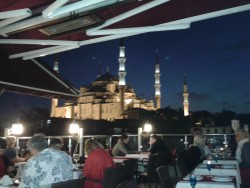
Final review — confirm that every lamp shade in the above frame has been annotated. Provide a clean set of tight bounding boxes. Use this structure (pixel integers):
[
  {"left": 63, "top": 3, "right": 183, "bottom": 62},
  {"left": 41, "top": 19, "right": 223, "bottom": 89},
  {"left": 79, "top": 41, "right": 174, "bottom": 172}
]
[
  {"left": 144, "top": 121, "right": 152, "bottom": 132},
  {"left": 11, "top": 123, "right": 23, "bottom": 135}
]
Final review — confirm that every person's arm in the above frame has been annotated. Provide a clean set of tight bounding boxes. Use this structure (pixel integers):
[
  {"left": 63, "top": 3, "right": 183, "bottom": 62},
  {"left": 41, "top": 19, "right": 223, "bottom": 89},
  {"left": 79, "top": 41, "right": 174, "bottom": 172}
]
[
  {"left": 18, "top": 160, "right": 34, "bottom": 188},
  {"left": 118, "top": 143, "right": 128, "bottom": 155}
]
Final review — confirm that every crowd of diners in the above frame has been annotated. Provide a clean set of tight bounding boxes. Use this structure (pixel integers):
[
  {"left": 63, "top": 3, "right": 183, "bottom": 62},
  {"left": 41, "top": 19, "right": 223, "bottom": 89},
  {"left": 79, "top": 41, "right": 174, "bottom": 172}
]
[{"left": 0, "top": 128, "right": 248, "bottom": 188}]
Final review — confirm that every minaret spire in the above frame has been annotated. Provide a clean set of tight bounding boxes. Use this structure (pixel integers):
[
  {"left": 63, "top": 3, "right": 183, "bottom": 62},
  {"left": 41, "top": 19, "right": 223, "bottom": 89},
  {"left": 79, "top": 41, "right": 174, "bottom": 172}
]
[
  {"left": 154, "top": 50, "right": 161, "bottom": 109},
  {"left": 53, "top": 53, "right": 59, "bottom": 73},
  {"left": 183, "top": 74, "right": 189, "bottom": 116},
  {"left": 118, "top": 39, "right": 127, "bottom": 117}
]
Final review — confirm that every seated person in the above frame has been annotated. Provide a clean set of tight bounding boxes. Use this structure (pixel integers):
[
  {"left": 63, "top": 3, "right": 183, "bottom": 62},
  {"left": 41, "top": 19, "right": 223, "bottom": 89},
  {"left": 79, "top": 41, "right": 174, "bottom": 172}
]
[
  {"left": 112, "top": 134, "right": 130, "bottom": 157},
  {"left": 18, "top": 136, "right": 74, "bottom": 188},
  {"left": 0, "top": 138, "right": 8, "bottom": 178},
  {"left": 149, "top": 134, "right": 172, "bottom": 165},
  {"left": 185, "top": 134, "right": 206, "bottom": 173},
  {"left": 50, "top": 137, "right": 63, "bottom": 150},
  {"left": 83, "top": 139, "right": 115, "bottom": 188},
  {"left": 235, "top": 128, "right": 250, "bottom": 186},
  {"left": 149, "top": 134, "right": 169, "bottom": 155},
  {"left": 4, "top": 136, "right": 27, "bottom": 164}
]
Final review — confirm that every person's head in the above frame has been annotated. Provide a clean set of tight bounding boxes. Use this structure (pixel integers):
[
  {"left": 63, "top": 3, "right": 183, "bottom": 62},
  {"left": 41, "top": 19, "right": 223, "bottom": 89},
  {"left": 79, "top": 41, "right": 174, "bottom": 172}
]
[
  {"left": 27, "top": 135, "right": 48, "bottom": 156},
  {"left": 84, "top": 139, "right": 102, "bottom": 157},
  {"left": 0, "top": 138, "right": 7, "bottom": 155},
  {"left": 50, "top": 137, "right": 63, "bottom": 150},
  {"left": 191, "top": 127, "right": 202, "bottom": 136},
  {"left": 149, "top": 134, "right": 160, "bottom": 145},
  {"left": 235, "top": 128, "right": 249, "bottom": 143},
  {"left": 120, "top": 134, "right": 129, "bottom": 144},
  {"left": 193, "top": 134, "right": 206, "bottom": 147},
  {"left": 5, "top": 136, "right": 16, "bottom": 147}
]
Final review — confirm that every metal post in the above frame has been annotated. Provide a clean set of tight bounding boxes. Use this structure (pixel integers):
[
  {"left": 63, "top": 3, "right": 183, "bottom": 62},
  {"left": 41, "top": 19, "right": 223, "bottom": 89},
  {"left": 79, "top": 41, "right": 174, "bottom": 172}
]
[
  {"left": 16, "top": 137, "right": 20, "bottom": 148},
  {"left": 79, "top": 128, "right": 84, "bottom": 156},
  {"left": 184, "top": 135, "right": 188, "bottom": 149},
  {"left": 223, "top": 134, "right": 228, "bottom": 146},
  {"left": 109, "top": 136, "right": 112, "bottom": 150},
  {"left": 68, "top": 137, "right": 72, "bottom": 154},
  {"left": 138, "top": 127, "right": 142, "bottom": 151}
]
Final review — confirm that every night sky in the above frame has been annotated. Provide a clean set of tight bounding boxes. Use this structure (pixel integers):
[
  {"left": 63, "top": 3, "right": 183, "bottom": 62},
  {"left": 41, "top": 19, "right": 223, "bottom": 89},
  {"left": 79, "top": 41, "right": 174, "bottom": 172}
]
[{"left": 1, "top": 10, "right": 250, "bottom": 121}]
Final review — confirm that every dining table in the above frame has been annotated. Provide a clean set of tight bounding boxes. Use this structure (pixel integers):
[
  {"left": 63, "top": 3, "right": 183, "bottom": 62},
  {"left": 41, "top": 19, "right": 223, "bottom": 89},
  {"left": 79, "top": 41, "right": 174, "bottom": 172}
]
[
  {"left": 203, "top": 157, "right": 241, "bottom": 183},
  {"left": 176, "top": 175, "right": 236, "bottom": 188},
  {"left": 192, "top": 164, "right": 240, "bottom": 188}
]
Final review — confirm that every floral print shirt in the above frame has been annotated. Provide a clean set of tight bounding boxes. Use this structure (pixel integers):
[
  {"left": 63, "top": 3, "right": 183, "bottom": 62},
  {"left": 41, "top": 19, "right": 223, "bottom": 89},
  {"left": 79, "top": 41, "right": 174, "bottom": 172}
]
[{"left": 18, "top": 148, "right": 73, "bottom": 188}]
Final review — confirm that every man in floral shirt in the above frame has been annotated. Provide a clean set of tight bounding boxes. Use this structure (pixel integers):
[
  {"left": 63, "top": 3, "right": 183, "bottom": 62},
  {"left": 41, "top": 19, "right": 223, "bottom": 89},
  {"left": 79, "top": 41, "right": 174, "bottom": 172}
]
[{"left": 18, "top": 135, "right": 73, "bottom": 188}]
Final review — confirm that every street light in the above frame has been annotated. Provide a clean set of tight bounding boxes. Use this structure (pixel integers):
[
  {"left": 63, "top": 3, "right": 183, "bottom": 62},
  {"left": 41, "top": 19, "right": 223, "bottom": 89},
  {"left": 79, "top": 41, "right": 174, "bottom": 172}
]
[
  {"left": 11, "top": 123, "right": 23, "bottom": 135},
  {"left": 69, "top": 122, "right": 79, "bottom": 134}
]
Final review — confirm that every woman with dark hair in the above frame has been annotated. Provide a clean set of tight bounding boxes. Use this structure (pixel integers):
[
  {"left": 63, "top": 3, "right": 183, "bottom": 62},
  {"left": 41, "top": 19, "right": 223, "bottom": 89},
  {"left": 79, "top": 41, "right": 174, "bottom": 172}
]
[
  {"left": 112, "top": 134, "right": 130, "bottom": 157},
  {"left": 84, "top": 139, "right": 114, "bottom": 188},
  {"left": 149, "top": 134, "right": 169, "bottom": 155}
]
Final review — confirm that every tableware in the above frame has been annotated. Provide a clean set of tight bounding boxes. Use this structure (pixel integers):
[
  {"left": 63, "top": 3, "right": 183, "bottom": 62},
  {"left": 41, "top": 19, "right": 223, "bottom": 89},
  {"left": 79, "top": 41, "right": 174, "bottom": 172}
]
[
  {"left": 189, "top": 175, "right": 196, "bottom": 188},
  {"left": 214, "top": 155, "right": 219, "bottom": 163},
  {"left": 0, "top": 175, "right": 13, "bottom": 187},
  {"left": 221, "top": 164, "right": 234, "bottom": 169},
  {"left": 212, "top": 176, "right": 232, "bottom": 182},
  {"left": 206, "top": 161, "right": 212, "bottom": 177},
  {"left": 184, "top": 175, "right": 203, "bottom": 181},
  {"left": 198, "top": 164, "right": 207, "bottom": 168}
]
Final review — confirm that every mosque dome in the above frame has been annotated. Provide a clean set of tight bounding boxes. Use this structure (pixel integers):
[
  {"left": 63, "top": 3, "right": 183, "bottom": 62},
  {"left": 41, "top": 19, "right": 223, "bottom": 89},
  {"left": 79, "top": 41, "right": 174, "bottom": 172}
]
[{"left": 95, "top": 72, "right": 118, "bottom": 82}]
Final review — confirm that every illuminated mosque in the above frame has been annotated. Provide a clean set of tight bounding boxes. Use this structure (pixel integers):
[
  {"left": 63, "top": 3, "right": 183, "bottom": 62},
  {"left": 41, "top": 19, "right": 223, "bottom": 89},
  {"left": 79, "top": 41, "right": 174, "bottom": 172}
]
[{"left": 50, "top": 40, "right": 189, "bottom": 121}]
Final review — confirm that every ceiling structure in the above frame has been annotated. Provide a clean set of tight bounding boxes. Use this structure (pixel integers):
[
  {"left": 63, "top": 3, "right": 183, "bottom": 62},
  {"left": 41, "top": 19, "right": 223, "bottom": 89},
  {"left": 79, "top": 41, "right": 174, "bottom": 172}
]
[{"left": 0, "top": 0, "right": 250, "bottom": 99}]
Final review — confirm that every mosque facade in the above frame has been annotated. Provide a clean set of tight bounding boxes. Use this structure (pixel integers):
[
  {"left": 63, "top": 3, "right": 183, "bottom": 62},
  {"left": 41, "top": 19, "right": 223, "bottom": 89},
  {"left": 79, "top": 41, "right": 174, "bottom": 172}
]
[
  {"left": 51, "top": 40, "right": 159, "bottom": 121},
  {"left": 50, "top": 40, "right": 190, "bottom": 120}
]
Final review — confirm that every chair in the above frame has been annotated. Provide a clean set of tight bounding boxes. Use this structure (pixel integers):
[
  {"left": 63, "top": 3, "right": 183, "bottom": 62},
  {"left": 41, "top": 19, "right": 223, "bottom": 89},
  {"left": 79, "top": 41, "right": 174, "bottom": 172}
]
[
  {"left": 176, "top": 151, "right": 188, "bottom": 179},
  {"left": 122, "top": 158, "right": 138, "bottom": 181},
  {"left": 139, "top": 154, "right": 158, "bottom": 188},
  {"left": 102, "top": 165, "right": 124, "bottom": 188},
  {"left": 156, "top": 166, "right": 174, "bottom": 188},
  {"left": 51, "top": 177, "right": 85, "bottom": 188},
  {"left": 116, "top": 179, "right": 138, "bottom": 188}
]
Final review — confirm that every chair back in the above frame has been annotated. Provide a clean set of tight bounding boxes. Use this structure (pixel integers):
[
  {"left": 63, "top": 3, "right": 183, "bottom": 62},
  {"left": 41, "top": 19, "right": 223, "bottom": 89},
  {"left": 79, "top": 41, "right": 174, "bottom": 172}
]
[
  {"left": 122, "top": 158, "right": 138, "bottom": 181},
  {"left": 176, "top": 151, "right": 188, "bottom": 178},
  {"left": 116, "top": 179, "right": 138, "bottom": 188},
  {"left": 51, "top": 177, "right": 85, "bottom": 188},
  {"left": 103, "top": 165, "right": 123, "bottom": 188},
  {"left": 156, "top": 166, "right": 173, "bottom": 188},
  {"left": 146, "top": 154, "right": 158, "bottom": 179}
]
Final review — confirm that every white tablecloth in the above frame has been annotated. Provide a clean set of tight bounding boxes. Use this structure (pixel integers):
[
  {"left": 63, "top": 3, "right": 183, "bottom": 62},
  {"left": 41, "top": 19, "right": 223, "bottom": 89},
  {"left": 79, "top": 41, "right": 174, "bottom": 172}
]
[
  {"left": 125, "top": 153, "right": 150, "bottom": 160},
  {"left": 113, "top": 157, "right": 130, "bottom": 163},
  {"left": 176, "top": 181, "right": 235, "bottom": 188},
  {"left": 193, "top": 165, "right": 240, "bottom": 188},
  {"left": 203, "top": 159, "right": 240, "bottom": 183}
]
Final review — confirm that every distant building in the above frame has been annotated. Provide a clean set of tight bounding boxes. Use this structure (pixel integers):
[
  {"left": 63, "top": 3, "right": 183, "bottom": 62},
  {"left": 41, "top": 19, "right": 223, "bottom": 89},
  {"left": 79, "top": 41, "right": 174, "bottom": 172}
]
[{"left": 51, "top": 40, "right": 160, "bottom": 121}]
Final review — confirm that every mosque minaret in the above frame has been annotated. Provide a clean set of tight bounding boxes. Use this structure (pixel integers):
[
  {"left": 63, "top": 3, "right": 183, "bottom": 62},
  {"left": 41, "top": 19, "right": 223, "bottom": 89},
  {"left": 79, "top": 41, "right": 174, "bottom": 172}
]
[
  {"left": 183, "top": 74, "right": 189, "bottom": 116},
  {"left": 154, "top": 51, "right": 161, "bottom": 109},
  {"left": 118, "top": 39, "right": 127, "bottom": 115}
]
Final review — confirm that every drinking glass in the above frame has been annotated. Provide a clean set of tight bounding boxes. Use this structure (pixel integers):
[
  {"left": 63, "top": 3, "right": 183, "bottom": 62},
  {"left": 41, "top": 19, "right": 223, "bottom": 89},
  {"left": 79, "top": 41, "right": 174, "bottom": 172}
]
[
  {"left": 207, "top": 161, "right": 212, "bottom": 177},
  {"left": 189, "top": 175, "right": 196, "bottom": 188}
]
